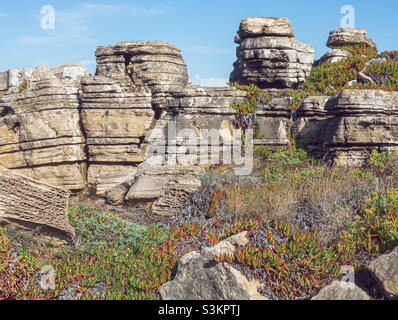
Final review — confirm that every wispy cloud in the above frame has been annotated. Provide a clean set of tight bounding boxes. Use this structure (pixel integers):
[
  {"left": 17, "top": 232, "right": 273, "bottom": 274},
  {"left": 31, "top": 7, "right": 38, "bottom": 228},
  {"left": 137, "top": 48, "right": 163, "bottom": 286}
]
[
  {"left": 182, "top": 46, "right": 234, "bottom": 55},
  {"left": 16, "top": 3, "right": 173, "bottom": 46},
  {"left": 193, "top": 75, "right": 229, "bottom": 87}
]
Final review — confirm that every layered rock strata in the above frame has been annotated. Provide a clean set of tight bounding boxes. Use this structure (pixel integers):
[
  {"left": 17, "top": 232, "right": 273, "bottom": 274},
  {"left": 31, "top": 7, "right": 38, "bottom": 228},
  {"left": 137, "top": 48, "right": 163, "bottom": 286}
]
[
  {"left": 326, "top": 28, "right": 377, "bottom": 50},
  {"left": 0, "top": 64, "right": 89, "bottom": 190},
  {"left": 292, "top": 90, "right": 398, "bottom": 165},
  {"left": 230, "top": 17, "right": 314, "bottom": 90},
  {"left": 0, "top": 166, "right": 75, "bottom": 243}
]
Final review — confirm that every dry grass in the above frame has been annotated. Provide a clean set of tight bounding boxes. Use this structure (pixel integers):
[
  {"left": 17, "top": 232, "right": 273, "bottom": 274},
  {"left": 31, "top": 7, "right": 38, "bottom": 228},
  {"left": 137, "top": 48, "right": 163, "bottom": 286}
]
[{"left": 218, "top": 165, "right": 384, "bottom": 245}]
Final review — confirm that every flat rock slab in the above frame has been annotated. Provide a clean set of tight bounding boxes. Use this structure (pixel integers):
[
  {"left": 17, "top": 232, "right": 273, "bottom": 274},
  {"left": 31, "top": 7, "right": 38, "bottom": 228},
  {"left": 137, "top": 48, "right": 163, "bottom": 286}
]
[
  {"left": 0, "top": 166, "right": 75, "bottom": 243},
  {"left": 327, "top": 28, "right": 377, "bottom": 49}
]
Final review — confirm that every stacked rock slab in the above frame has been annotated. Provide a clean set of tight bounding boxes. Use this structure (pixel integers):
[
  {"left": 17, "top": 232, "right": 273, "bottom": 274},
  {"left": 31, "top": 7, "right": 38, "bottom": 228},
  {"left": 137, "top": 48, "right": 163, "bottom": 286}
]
[
  {"left": 95, "top": 41, "right": 190, "bottom": 89},
  {"left": 316, "top": 28, "right": 377, "bottom": 66},
  {"left": 0, "top": 166, "right": 75, "bottom": 243},
  {"left": 326, "top": 28, "right": 377, "bottom": 50},
  {"left": 230, "top": 17, "right": 314, "bottom": 91},
  {"left": 292, "top": 90, "right": 398, "bottom": 165},
  {"left": 148, "top": 86, "right": 293, "bottom": 165},
  {"left": 0, "top": 64, "right": 89, "bottom": 190},
  {"left": 80, "top": 76, "right": 154, "bottom": 194}
]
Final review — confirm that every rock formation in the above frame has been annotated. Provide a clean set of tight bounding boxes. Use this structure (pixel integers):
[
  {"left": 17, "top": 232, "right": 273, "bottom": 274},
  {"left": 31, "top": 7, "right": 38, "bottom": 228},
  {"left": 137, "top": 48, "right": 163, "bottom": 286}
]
[
  {"left": 326, "top": 28, "right": 377, "bottom": 50},
  {"left": 0, "top": 166, "right": 75, "bottom": 243},
  {"left": 292, "top": 90, "right": 398, "bottom": 165},
  {"left": 230, "top": 17, "right": 314, "bottom": 91},
  {"left": 315, "top": 27, "right": 377, "bottom": 67},
  {"left": 160, "top": 232, "right": 267, "bottom": 300},
  {"left": 0, "top": 17, "right": 396, "bottom": 211},
  {"left": 0, "top": 64, "right": 89, "bottom": 190}
]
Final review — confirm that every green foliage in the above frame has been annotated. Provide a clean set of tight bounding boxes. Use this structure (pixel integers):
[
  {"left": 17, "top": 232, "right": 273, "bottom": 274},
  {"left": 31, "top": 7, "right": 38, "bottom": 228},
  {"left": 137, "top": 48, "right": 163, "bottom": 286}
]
[
  {"left": 0, "top": 227, "right": 43, "bottom": 299},
  {"left": 18, "top": 81, "right": 28, "bottom": 93},
  {"left": 229, "top": 82, "right": 271, "bottom": 118},
  {"left": 214, "top": 219, "right": 345, "bottom": 299},
  {"left": 339, "top": 189, "right": 398, "bottom": 254},
  {"left": 369, "top": 149, "right": 392, "bottom": 169}
]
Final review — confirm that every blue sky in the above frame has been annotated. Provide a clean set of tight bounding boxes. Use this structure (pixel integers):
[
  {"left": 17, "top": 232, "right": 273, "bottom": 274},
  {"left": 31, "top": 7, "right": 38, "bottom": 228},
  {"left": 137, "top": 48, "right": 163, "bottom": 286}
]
[{"left": 0, "top": 0, "right": 396, "bottom": 86}]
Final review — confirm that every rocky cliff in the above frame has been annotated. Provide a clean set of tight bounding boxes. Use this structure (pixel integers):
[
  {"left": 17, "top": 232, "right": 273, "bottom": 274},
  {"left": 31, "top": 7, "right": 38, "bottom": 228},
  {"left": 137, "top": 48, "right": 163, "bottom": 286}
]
[{"left": 0, "top": 17, "right": 396, "bottom": 199}]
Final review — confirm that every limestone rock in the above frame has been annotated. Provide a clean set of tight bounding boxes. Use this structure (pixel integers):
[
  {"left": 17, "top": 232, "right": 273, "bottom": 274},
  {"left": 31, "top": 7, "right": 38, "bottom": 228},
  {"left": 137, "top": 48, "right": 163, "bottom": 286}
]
[
  {"left": 235, "top": 17, "right": 294, "bottom": 43},
  {"left": 125, "top": 165, "right": 204, "bottom": 215},
  {"left": 312, "top": 281, "right": 370, "bottom": 300},
  {"left": 230, "top": 17, "right": 314, "bottom": 90},
  {"left": 95, "top": 41, "right": 189, "bottom": 90},
  {"left": 0, "top": 65, "right": 88, "bottom": 190},
  {"left": 326, "top": 28, "right": 377, "bottom": 50},
  {"left": 293, "top": 90, "right": 398, "bottom": 166},
  {"left": 159, "top": 232, "right": 267, "bottom": 300},
  {"left": 0, "top": 166, "right": 75, "bottom": 243},
  {"left": 80, "top": 76, "right": 154, "bottom": 192},
  {"left": 367, "top": 246, "right": 398, "bottom": 299},
  {"left": 315, "top": 49, "right": 352, "bottom": 66}
]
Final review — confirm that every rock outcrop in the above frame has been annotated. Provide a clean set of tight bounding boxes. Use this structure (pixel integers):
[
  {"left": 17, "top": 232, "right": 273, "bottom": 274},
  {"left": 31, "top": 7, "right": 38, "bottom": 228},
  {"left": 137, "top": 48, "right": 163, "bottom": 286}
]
[
  {"left": 315, "top": 48, "right": 352, "bottom": 66},
  {"left": 159, "top": 232, "right": 267, "bottom": 300},
  {"left": 0, "top": 166, "right": 75, "bottom": 243},
  {"left": 230, "top": 17, "right": 314, "bottom": 91},
  {"left": 95, "top": 41, "right": 190, "bottom": 90},
  {"left": 124, "top": 164, "right": 204, "bottom": 215},
  {"left": 0, "top": 64, "right": 89, "bottom": 190},
  {"left": 326, "top": 28, "right": 377, "bottom": 50},
  {"left": 292, "top": 90, "right": 398, "bottom": 165}
]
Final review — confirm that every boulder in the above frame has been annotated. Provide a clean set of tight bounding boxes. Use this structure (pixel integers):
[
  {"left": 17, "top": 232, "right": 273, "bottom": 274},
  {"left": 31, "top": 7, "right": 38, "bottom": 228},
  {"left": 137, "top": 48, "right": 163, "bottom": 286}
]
[
  {"left": 326, "top": 28, "right": 377, "bottom": 50},
  {"left": 366, "top": 246, "right": 398, "bottom": 299},
  {"left": 230, "top": 17, "right": 314, "bottom": 91},
  {"left": 0, "top": 166, "right": 75, "bottom": 243},
  {"left": 315, "top": 49, "right": 352, "bottom": 66},
  {"left": 125, "top": 164, "right": 204, "bottom": 215},
  {"left": 312, "top": 280, "right": 370, "bottom": 300},
  {"left": 159, "top": 232, "right": 267, "bottom": 300},
  {"left": 235, "top": 17, "right": 294, "bottom": 43}
]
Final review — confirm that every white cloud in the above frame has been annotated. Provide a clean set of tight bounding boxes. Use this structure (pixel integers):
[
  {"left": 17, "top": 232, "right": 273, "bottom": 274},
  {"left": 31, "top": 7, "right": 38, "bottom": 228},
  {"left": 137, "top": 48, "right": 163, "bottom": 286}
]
[{"left": 193, "top": 75, "right": 229, "bottom": 87}]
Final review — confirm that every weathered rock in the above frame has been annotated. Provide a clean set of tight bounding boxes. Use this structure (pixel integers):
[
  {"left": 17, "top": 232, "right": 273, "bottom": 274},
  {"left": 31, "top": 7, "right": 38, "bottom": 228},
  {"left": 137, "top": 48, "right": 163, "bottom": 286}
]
[
  {"left": 315, "top": 49, "right": 352, "bottom": 66},
  {"left": 326, "top": 28, "right": 377, "bottom": 50},
  {"left": 312, "top": 281, "right": 370, "bottom": 300},
  {"left": 125, "top": 164, "right": 203, "bottom": 215},
  {"left": 293, "top": 90, "right": 398, "bottom": 166},
  {"left": 0, "top": 65, "right": 88, "bottom": 190},
  {"left": 80, "top": 76, "right": 154, "bottom": 193},
  {"left": 367, "top": 246, "right": 398, "bottom": 299},
  {"left": 235, "top": 17, "right": 294, "bottom": 43},
  {"left": 0, "top": 166, "right": 75, "bottom": 243},
  {"left": 160, "top": 232, "right": 267, "bottom": 300},
  {"left": 95, "top": 41, "right": 190, "bottom": 90},
  {"left": 230, "top": 17, "right": 314, "bottom": 90}
]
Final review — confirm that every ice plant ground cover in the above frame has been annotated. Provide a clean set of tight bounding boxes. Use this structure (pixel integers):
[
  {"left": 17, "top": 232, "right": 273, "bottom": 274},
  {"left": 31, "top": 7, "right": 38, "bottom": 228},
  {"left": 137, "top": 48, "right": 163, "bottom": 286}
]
[{"left": 1, "top": 143, "right": 398, "bottom": 300}]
